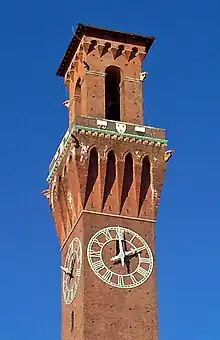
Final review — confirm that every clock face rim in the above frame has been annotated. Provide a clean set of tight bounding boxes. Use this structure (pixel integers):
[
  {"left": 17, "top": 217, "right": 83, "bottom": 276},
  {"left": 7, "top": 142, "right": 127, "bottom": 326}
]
[
  {"left": 62, "top": 237, "right": 82, "bottom": 305},
  {"left": 87, "top": 226, "right": 154, "bottom": 289}
]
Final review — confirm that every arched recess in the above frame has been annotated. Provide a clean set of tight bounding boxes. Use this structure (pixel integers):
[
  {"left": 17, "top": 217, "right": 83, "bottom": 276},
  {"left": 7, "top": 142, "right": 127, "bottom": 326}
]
[
  {"left": 105, "top": 66, "right": 121, "bottom": 121},
  {"left": 102, "top": 150, "right": 116, "bottom": 210},
  {"left": 120, "top": 152, "right": 133, "bottom": 212},
  {"left": 57, "top": 175, "right": 67, "bottom": 238},
  {"left": 74, "top": 78, "right": 81, "bottom": 116},
  {"left": 138, "top": 155, "right": 151, "bottom": 215},
  {"left": 84, "top": 147, "right": 99, "bottom": 208},
  {"left": 67, "top": 153, "right": 80, "bottom": 219}
]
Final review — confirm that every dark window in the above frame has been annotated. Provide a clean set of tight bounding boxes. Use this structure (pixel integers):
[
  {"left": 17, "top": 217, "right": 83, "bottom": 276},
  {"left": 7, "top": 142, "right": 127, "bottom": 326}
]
[
  {"left": 71, "top": 311, "right": 75, "bottom": 332},
  {"left": 105, "top": 66, "right": 121, "bottom": 121}
]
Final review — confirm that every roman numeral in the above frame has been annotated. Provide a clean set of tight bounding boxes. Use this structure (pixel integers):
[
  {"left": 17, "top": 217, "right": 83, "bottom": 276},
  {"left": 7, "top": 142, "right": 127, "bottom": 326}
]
[
  {"left": 137, "top": 245, "right": 146, "bottom": 252},
  {"left": 76, "top": 268, "right": 81, "bottom": 277},
  {"left": 76, "top": 246, "right": 81, "bottom": 257},
  {"left": 136, "top": 266, "right": 148, "bottom": 277},
  {"left": 76, "top": 253, "right": 81, "bottom": 264},
  {"left": 117, "top": 275, "right": 125, "bottom": 287},
  {"left": 68, "top": 242, "right": 74, "bottom": 255},
  {"left": 67, "top": 289, "right": 74, "bottom": 303},
  {"left": 116, "top": 227, "right": 125, "bottom": 240},
  {"left": 93, "top": 238, "right": 104, "bottom": 247},
  {"left": 129, "top": 234, "right": 136, "bottom": 243},
  {"left": 64, "top": 288, "right": 69, "bottom": 300},
  {"left": 130, "top": 274, "right": 138, "bottom": 284},
  {"left": 102, "top": 269, "right": 113, "bottom": 283},
  {"left": 102, "top": 230, "right": 113, "bottom": 242},
  {"left": 90, "top": 249, "right": 101, "bottom": 258},
  {"left": 92, "top": 260, "right": 105, "bottom": 271},
  {"left": 63, "top": 279, "right": 68, "bottom": 289},
  {"left": 139, "top": 257, "right": 151, "bottom": 264}
]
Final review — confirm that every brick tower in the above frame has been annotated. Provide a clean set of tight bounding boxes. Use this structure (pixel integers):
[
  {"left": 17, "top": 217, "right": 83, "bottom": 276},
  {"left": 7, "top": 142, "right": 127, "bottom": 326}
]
[{"left": 44, "top": 23, "right": 173, "bottom": 340}]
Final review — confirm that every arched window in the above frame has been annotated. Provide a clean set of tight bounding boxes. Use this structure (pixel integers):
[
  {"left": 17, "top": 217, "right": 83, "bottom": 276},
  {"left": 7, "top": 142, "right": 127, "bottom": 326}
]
[
  {"left": 74, "top": 78, "right": 81, "bottom": 116},
  {"left": 105, "top": 66, "right": 121, "bottom": 121}
]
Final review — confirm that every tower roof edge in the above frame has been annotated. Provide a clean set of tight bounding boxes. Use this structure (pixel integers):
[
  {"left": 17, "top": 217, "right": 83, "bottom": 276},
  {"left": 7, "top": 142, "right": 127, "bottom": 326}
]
[{"left": 56, "top": 23, "right": 155, "bottom": 77}]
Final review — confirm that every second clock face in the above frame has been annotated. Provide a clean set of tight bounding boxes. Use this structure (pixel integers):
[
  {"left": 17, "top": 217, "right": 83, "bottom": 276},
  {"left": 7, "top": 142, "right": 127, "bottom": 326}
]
[
  {"left": 87, "top": 226, "right": 154, "bottom": 289},
  {"left": 62, "top": 237, "right": 82, "bottom": 305}
]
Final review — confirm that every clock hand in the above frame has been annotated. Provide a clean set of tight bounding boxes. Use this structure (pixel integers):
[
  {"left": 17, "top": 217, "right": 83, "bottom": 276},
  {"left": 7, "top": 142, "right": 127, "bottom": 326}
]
[
  {"left": 60, "top": 266, "right": 72, "bottom": 275},
  {"left": 118, "top": 227, "right": 125, "bottom": 266},
  {"left": 124, "top": 249, "right": 136, "bottom": 256},
  {"left": 125, "top": 246, "right": 145, "bottom": 257},
  {"left": 110, "top": 253, "right": 122, "bottom": 262},
  {"left": 110, "top": 227, "right": 125, "bottom": 266},
  {"left": 69, "top": 256, "right": 76, "bottom": 280}
]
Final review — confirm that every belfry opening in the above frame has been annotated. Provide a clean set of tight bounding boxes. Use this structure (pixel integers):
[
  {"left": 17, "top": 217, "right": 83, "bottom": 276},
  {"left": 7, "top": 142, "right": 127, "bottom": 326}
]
[{"left": 105, "top": 66, "right": 121, "bottom": 121}]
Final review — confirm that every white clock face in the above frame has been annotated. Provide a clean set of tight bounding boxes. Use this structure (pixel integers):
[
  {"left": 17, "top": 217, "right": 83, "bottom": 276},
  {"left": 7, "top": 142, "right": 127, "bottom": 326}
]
[
  {"left": 87, "top": 226, "right": 154, "bottom": 289},
  {"left": 62, "top": 237, "right": 82, "bottom": 305}
]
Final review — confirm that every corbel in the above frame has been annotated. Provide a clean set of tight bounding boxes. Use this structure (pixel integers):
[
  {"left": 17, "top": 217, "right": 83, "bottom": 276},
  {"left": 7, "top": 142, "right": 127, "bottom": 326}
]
[
  {"left": 98, "top": 42, "right": 111, "bottom": 57},
  {"left": 111, "top": 44, "right": 124, "bottom": 59},
  {"left": 64, "top": 72, "right": 71, "bottom": 89},
  {"left": 71, "top": 134, "right": 80, "bottom": 148},
  {"left": 83, "top": 40, "right": 97, "bottom": 55},
  {"left": 69, "top": 63, "right": 75, "bottom": 80},
  {"left": 129, "top": 47, "right": 138, "bottom": 61},
  {"left": 138, "top": 51, "right": 147, "bottom": 62}
]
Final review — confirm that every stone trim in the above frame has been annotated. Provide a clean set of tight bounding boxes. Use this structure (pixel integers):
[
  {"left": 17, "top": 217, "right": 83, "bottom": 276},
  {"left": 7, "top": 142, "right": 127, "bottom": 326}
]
[
  {"left": 85, "top": 70, "right": 106, "bottom": 77},
  {"left": 123, "top": 76, "right": 142, "bottom": 83}
]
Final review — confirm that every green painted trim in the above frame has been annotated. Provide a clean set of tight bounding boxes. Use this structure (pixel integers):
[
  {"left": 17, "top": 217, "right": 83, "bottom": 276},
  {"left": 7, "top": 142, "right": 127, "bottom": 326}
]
[{"left": 72, "top": 124, "right": 168, "bottom": 144}]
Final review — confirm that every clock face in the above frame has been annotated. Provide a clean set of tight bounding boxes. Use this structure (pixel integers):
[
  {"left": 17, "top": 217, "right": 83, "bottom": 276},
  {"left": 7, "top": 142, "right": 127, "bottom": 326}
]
[
  {"left": 62, "top": 237, "right": 82, "bottom": 305},
  {"left": 87, "top": 226, "right": 153, "bottom": 289}
]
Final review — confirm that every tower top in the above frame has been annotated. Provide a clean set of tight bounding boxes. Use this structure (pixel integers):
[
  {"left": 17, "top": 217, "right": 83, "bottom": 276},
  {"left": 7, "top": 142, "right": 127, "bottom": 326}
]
[{"left": 56, "top": 23, "right": 155, "bottom": 77}]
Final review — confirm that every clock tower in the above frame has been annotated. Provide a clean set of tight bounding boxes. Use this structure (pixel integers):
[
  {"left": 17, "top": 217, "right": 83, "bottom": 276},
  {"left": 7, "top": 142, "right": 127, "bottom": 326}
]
[{"left": 44, "top": 23, "right": 173, "bottom": 340}]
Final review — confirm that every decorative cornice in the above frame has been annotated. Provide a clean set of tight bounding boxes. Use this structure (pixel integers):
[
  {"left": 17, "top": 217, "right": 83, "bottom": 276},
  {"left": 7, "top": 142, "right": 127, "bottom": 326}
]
[{"left": 56, "top": 24, "right": 155, "bottom": 77}]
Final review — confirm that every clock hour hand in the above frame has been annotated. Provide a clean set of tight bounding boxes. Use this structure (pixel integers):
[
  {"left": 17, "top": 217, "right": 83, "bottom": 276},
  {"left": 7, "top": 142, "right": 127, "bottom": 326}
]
[
  {"left": 60, "top": 266, "right": 72, "bottom": 275},
  {"left": 110, "top": 253, "right": 122, "bottom": 262}
]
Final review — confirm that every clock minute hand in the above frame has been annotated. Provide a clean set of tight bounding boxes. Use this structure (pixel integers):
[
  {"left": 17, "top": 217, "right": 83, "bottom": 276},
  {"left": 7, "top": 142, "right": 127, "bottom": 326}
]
[
  {"left": 110, "top": 228, "right": 125, "bottom": 266},
  {"left": 60, "top": 266, "right": 71, "bottom": 275},
  {"left": 118, "top": 227, "right": 125, "bottom": 266}
]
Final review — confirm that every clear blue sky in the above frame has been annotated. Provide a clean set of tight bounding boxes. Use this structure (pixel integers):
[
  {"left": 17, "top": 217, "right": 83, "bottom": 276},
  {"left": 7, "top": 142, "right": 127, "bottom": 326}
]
[{"left": 0, "top": 0, "right": 219, "bottom": 339}]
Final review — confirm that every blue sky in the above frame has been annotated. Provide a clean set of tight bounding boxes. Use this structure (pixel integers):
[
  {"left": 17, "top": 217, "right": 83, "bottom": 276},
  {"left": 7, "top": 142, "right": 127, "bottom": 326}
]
[{"left": 0, "top": 0, "right": 219, "bottom": 339}]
